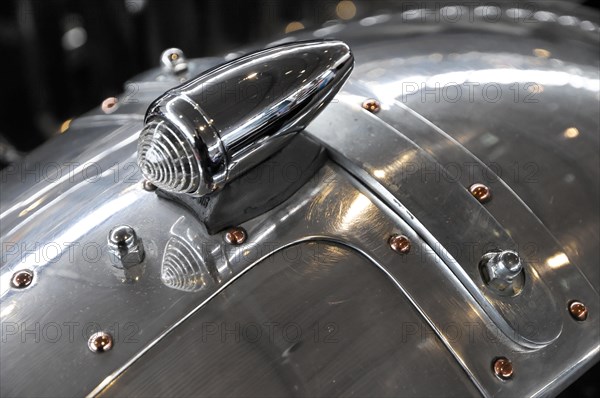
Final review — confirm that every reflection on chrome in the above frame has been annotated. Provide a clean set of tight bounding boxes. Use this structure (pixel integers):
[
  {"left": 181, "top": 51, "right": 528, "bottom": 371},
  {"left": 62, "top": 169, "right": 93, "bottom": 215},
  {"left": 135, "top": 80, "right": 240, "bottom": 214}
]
[
  {"left": 358, "top": 52, "right": 600, "bottom": 104},
  {"left": 161, "top": 236, "right": 207, "bottom": 292},
  {"left": 564, "top": 127, "right": 580, "bottom": 139},
  {"left": 546, "top": 252, "right": 570, "bottom": 269}
]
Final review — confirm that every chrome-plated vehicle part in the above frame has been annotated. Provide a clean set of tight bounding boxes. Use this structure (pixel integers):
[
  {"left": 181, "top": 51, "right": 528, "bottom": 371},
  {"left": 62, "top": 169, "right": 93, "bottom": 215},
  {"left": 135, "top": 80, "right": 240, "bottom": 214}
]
[
  {"left": 480, "top": 250, "right": 525, "bottom": 295},
  {"left": 160, "top": 48, "right": 188, "bottom": 76},
  {"left": 107, "top": 225, "right": 145, "bottom": 269},
  {"left": 138, "top": 40, "right": 353, "bottom": 197}
]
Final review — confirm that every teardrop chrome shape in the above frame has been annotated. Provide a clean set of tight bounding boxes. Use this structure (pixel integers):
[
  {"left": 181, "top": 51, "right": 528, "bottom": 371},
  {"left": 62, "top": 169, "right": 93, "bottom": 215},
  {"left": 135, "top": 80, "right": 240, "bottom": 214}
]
[{"left": 138, "top": 40, "right": 354, "bottom": 197}]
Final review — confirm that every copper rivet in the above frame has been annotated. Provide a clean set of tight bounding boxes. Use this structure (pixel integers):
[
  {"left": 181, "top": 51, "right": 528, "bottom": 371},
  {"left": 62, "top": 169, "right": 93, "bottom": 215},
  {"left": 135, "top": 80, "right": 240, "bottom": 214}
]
[
  {"left": 469, "top": 183, "right": 492, "bottom": 203},
  {"left": 389, "top": 234, "right": 411, "bottom": 254},
  {"left": 101, "top": 97, "right": 119, "bottom": 114},
  {"left": 493, "top": 357, "right": 513, "bottom": 380},
  {"left": 362, "top": 99, "right": 381, "bottom": 113},
  {"left": 88, "top": 331, "right": 113, "bottom": 353},
  {"left": 142, "top": 180, "right": 157, "bottom": 192},
  {"left": 11, "top": 269, "right": 34, "bottom": 288},
  {"left": 224, "top": 227, "right": 247, "bottom": 245},
  {"left": 568, "top": 301, "right": 588, "bottom": 321}
]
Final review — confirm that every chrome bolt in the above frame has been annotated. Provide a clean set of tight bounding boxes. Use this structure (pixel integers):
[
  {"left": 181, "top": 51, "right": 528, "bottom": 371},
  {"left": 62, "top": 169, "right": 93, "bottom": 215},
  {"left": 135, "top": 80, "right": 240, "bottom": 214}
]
[
  {"left": 568, "top": 301, "right": 588, "bottom": 321},
  {"left": 160, "top": 48, "right": 188, "bottom": 76},
  {"left": 11, "top": 269, "right": 34, "bottom": 288},
  {"left": 88, "top": 331, "right": 113, "bottom": 353},
  {"left": 469, "top": 183, "right": 492, "bottom": 203},
  {"left": 362, "top": 98, "right": 381, "bottom": 113},
  {"left": 142, "top": 180, "right": 157, "bottom": 192},
  {"left": 108, "top": 225, "right": 145, "bottom": 268},
  {"left": 493, "top": 357, "right": 513, "bottom": 380},
  {"left": 224, "top": 227, "right": 247, "bottom": 245},
  {"left": 480, "top": 250, "right": 523, "bottom": 292},
  {"left": 389, "top": 234, "right": 411, "bottom": 254}
]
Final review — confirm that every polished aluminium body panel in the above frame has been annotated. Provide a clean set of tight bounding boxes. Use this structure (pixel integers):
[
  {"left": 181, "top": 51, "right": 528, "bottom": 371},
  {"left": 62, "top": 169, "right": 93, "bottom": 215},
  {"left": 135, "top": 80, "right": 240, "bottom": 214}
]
[
  {"left": 282, "top": 1, "right": 600, "bottom": 293},
  {"left": 97, "top": 241, "right": 479, "bottom": 398},
  {"left": 1, "top": 2, "right": 599, "bottom": 397},
  {"left": 0, "top": 146, "right": 484, "bottom": 396}
]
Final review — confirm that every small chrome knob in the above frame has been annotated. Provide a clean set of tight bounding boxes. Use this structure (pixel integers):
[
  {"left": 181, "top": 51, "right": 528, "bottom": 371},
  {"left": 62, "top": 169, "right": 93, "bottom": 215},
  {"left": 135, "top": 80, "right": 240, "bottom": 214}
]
[
  {"left": 480, "top": 250, "right": 524, "bottom": 293},
  {"left": 160, "top": 48, "right": 188, "bottom": 76},
  {"left": 108, "top": 225, "right": 145, "bottom": 268}
]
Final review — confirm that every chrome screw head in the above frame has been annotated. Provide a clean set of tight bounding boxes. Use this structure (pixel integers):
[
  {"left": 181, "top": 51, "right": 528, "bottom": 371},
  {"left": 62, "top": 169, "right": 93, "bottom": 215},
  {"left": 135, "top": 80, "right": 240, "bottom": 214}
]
[
  {"left": 493, "top": 357, "right": 513, "bottom": 380},
  {"left": 469, "top": 183, "right": 492, "bottom": 203},
  {"left": 480, "top": 250, "right": 523, "bottom": 293},
  {"left": 224, "top": 227, "right": 247, "bottom": 245},
  {"left": 389, "top": 234, "right": 411, "bottom": 254},
  {"left": 88, "top": 331, "right": 113, "bottom": 353},
  {"left": 362, "top": 98, "right": 381, "bottom": 113},
  {"left": 568, "top": 301, "right": 588, "bottom": 321},
  {"left": 11, "top": 269, "right": 34, "bottom": 288},
  {"left": 109, "top": 225, "right": 136, "bottom": 248},
  {"left": 108, "top": 225, "right": 145, "bottom": 268}
]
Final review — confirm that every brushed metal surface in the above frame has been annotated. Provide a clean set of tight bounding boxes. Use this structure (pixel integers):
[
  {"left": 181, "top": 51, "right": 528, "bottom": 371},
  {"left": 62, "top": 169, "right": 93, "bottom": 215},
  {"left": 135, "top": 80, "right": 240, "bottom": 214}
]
[
  {"left": 306, "top": 90, "right": 564, "bottom": 348},
  {"left": 282, "top": 0, "right": 600, "bottom": 298},
  {"left": 97, "top": 242, "right": 479, "bottom": 398}
]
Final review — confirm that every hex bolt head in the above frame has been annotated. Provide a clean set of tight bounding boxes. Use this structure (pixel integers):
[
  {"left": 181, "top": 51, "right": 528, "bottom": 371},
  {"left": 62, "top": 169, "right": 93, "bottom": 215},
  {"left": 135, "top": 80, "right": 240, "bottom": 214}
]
[
  {"left": 11, "top": 269, "right": 34, "bottom": 288},
  {"left": 88, "top": 331, "right": 113, "bottom": 353},
  {"left": 389, "top": 234, "right": 411, "bottom": 254},
  {"left": 108, "top": 225, "right": 145, "bottom": 268},
  {"left": 224, "top": 227, "right": 247, "bottom": 245},
  {"left": 568, "top": 301, "right": 588, "bottom": 321},
  {"left": 480, "top": 250, "right": 524, "bottom": 293},
  {"left": 493, "top": 357, "right": 514, "bottom": 380},
  {"left": 469, "top": 183, "right": 492, "bottom": 203}
]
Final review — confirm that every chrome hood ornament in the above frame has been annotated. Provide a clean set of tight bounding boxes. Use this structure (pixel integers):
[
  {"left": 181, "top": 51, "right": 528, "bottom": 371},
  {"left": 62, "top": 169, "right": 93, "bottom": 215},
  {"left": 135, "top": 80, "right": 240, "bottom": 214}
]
[{"left": 138, "top": 40, "right": 353, "bottom": 196}]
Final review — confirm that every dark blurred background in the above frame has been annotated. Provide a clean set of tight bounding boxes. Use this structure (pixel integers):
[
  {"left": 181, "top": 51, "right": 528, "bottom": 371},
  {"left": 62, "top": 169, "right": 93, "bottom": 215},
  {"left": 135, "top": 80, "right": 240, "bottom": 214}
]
[
  {"left": 0, "top": 1, "right": 598, "bottom": 396},
  {"left": 0, "top": 0, "right": 598, "bottom": 166},
  {"left": 0, "top": 0, "right": 395, "bottom": 167}
]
